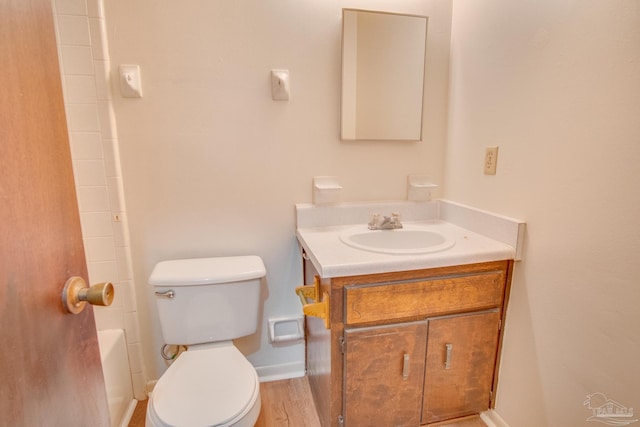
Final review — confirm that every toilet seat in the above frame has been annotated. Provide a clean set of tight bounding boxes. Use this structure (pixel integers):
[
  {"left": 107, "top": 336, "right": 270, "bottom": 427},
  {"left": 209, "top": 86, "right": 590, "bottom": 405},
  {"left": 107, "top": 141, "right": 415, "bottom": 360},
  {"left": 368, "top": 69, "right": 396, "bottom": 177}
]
[{"left": 148, "top": 342, "right": 260, "bottom": 427}]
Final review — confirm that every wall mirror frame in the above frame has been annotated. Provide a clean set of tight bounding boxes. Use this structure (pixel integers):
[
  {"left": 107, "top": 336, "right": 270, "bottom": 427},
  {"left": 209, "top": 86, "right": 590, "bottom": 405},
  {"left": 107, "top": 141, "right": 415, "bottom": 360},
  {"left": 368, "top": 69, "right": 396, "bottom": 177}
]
[{"left": 341, "top": 9, "right": 428, "bottom": 141}]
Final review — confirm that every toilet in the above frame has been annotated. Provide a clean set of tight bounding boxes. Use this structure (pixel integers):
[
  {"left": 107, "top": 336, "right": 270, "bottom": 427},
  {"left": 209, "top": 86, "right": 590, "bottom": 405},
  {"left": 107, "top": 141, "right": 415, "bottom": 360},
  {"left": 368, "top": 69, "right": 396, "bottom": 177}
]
[{"left": 145, "top": 256, "right": 266, "bottom": 427}]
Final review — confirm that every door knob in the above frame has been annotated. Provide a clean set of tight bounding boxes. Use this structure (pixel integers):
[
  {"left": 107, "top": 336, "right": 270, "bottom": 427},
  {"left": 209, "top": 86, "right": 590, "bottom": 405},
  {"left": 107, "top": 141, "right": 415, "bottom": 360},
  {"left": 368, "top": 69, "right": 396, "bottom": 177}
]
[{"left": 62, "top": 276, "right": 114, "bottom": 314}]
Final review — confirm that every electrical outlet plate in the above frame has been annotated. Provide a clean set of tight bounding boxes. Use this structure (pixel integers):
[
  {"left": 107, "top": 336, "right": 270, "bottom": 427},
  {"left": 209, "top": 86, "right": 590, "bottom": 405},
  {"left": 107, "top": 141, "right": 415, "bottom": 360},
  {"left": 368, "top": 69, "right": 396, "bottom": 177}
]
[{"left": 484, "top": 146, "right": 499, "bottom": 175}]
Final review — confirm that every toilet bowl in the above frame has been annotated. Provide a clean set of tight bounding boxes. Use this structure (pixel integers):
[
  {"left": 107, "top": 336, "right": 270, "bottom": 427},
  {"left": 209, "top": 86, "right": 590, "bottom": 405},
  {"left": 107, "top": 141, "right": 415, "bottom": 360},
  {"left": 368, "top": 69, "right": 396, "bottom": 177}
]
[
  {"left": 146, "top": 342, "right": 261, "bottom": 427},
  {"left": 146, "top": 256, "right": 266, "bottom": 427}
]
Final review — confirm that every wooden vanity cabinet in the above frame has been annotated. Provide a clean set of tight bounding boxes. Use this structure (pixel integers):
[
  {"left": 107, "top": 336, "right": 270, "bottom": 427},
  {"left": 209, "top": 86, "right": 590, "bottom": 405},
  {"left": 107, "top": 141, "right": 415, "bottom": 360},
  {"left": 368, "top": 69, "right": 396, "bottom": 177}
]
[
  {"left": 422, "top": 310, "right": 501, "bottom": 424},
  {"left": 343, "top": 321, "right": 427, "bottom": 427},
  {"left": 303, "top": 259, "right": 513, "bottom": 427}
]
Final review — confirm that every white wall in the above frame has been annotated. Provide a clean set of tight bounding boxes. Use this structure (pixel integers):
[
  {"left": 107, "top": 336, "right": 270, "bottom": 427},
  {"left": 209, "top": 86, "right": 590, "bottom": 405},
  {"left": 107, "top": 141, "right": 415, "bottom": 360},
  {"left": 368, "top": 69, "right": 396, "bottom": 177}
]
[
  {"left": 102, "top": 0, "right": 452, "bottom": 379},
  {"left": 446, "top": 1, "right": 640, "bottom": 425}
]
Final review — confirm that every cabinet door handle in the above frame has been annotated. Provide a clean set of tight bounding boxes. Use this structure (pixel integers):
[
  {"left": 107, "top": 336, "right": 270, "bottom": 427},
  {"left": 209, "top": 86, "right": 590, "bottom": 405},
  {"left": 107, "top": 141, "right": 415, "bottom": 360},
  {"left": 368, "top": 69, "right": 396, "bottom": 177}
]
[
  {"left": 402, "top": 353, "right": 410, "bottom": 379},
  {"left": 445, "top": 343, "right": 453, "bottom": 369}
]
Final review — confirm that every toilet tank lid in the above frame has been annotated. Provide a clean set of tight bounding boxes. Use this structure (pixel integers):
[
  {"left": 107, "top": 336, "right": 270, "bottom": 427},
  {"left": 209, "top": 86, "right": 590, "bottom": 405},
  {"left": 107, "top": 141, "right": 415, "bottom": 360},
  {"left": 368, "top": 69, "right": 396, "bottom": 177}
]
[{"left": 149, "top": 256, "right": 266, "bottom": 286}]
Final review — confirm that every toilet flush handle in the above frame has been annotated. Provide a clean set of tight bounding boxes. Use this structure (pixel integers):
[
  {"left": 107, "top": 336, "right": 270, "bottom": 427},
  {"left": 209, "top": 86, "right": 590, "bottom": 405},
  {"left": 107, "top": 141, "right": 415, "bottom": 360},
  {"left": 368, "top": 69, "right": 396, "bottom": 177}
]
[{"left": 155, "top": 290, "right": 175, "bottom": 299}]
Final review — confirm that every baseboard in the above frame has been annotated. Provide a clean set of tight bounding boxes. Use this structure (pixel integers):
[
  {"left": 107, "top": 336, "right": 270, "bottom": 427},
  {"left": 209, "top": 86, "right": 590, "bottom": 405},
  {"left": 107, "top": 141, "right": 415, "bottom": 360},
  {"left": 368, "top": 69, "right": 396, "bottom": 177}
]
[
  {"left": 256, "top": 361, "right": 306, "bottom": 382},
  {"left": 481, "top": 410, "right": 510, "bottom": 427}
]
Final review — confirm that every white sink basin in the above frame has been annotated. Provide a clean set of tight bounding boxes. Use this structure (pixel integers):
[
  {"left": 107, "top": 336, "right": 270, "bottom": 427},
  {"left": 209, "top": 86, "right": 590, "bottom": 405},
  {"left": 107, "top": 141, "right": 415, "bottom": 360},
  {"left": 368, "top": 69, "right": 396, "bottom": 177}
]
[{"left": 339, "top": 224, "right": 456, "bottom": 255}]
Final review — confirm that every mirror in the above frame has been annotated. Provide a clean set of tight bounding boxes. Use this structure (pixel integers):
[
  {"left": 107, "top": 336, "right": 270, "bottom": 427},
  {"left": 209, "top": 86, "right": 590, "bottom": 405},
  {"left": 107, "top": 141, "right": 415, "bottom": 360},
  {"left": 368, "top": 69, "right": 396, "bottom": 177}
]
[{"left": 341, "top": 9, "right": 428, "bottom": 141}]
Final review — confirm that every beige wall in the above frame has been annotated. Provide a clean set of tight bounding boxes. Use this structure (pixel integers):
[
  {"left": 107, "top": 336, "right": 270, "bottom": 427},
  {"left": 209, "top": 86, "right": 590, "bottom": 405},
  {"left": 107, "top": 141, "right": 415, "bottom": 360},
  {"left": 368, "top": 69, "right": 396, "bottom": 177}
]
[
  {"left": 446, "top": 1, "right": 640, "bottom": 425},
  {"left": 103, "top": 0, "right": 452, "bottom": 379}
]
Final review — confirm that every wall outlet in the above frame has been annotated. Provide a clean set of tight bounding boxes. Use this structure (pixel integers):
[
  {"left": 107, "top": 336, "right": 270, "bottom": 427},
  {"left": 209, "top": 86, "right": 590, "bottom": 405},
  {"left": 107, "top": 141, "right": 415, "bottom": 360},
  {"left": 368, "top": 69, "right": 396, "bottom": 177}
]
[{"left": 484, "top": 146, "right": 499, "bottom": 175}]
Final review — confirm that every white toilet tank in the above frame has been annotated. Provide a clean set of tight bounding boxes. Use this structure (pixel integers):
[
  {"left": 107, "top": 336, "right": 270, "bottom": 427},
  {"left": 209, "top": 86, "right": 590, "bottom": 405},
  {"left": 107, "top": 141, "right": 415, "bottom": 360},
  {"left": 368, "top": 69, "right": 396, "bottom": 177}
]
[{"left": 149, "top": 256, "right": 266, "bottom": 345}]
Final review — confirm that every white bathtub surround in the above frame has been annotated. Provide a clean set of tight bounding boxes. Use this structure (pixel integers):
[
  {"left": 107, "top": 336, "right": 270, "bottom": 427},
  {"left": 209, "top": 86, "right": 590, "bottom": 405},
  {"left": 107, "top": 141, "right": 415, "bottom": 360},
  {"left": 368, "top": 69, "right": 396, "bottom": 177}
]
[
  {"left": 295, "top": 200, "right": 525, "bottom": 277},
  {"left": 53, "top": 0, "right": 146, "bottom": 402},
  {"left": 98, "top": 329, "right": 137, "bottom": 427}
]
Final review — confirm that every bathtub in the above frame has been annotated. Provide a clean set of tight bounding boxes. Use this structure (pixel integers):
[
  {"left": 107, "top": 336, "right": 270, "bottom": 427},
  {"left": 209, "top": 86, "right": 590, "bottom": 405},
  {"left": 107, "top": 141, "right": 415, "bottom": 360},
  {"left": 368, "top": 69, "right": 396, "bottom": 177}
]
[{"left": 98, "top": 329, "right": 137, "bottom": 427}]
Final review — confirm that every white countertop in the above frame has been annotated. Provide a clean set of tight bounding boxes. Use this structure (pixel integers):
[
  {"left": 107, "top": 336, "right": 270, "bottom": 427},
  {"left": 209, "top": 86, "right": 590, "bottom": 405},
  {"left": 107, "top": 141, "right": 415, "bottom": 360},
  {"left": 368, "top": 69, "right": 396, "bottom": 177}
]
[
  {"left": 295, "top": 200, "right": 525, "bottom": 278},
  {"left": 297, "top": 220, "right": 515, "bottom": 278}
]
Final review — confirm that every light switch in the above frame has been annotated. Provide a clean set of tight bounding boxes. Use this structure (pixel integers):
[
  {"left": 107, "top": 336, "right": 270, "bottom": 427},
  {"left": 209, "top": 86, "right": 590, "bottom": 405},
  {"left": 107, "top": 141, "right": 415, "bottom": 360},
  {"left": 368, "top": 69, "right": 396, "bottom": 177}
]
[
  {"left": 271, "top": 69, "right": 290, "bottom": 101},
  {"left": 119, "top": 65, "right": 143, "bottom": 98}
]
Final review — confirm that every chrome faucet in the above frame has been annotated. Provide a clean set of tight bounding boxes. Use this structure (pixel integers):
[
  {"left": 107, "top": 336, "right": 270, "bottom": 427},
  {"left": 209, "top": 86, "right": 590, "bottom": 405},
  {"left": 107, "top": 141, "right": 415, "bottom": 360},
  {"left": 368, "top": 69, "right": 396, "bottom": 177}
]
[{"left": 368, "top": 212, "right": 403, "bottom": 230}]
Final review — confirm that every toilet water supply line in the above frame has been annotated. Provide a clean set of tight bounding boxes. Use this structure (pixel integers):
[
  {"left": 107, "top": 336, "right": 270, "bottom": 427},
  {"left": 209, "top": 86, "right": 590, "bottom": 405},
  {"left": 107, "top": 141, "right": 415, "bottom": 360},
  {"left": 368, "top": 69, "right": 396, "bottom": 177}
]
[{"left": 161, "top": 344, "right": 187, "bottom": 361}]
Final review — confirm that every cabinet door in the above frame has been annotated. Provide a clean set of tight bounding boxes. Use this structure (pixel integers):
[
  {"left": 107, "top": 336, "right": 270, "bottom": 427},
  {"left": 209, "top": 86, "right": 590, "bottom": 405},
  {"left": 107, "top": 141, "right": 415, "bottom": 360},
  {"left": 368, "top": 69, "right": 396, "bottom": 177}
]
[
  {"left": 344, "top": 321, "right": 427, "bottom": 427},
  {"left": 422, "top": 311, "right": 501, "bottom": 424}
]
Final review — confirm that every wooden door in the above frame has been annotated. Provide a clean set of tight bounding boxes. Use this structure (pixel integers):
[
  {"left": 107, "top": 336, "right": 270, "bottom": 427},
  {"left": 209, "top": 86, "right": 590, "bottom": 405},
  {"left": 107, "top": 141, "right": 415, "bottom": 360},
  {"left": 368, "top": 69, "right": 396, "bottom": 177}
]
[
  {"left": 0, "top": 0, "right": 110, "bottom": 425},
  {"left": 344, "top": 321, "right": 427, "bottom": 427},
  {"left": 422, "top": 311, "right": 501, "bottom": 424}
]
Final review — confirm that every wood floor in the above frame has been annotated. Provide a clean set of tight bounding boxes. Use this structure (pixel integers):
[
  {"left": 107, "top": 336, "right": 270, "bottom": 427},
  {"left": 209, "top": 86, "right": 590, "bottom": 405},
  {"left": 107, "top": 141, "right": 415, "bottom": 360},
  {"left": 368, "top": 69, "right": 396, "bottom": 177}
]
[
  {"left": 426, "top": 415, "right": 488, "bottom": 427},
  {"left": 255, "top": 376, "right": 321, "bottom": 427},
  {"left": 128, "top": 376, "right": 320, "bottom": 427},
  {"left": 128, "top": 376, "right": 485, "bottom": 427},
  {"left": 128, "top": 398, "right": 147, "bottom": 427}
]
